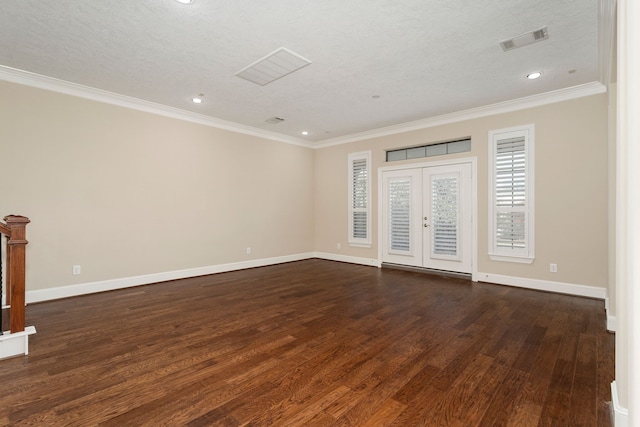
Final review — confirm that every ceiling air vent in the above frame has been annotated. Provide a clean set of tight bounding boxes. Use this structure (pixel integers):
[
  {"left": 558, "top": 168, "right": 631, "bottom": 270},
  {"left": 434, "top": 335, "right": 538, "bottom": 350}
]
[
  {"left": 500, "top": 26, "right": 548, "bottom": 51},
  {"left": 236, "top": 47, "right": 312, "bottom": 86},
  {"left": 265, "top": 117, "right": 285, "bottom": 124}
]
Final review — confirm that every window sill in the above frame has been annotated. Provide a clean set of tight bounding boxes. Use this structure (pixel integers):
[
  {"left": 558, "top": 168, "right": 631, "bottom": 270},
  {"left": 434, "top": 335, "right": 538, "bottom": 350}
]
[
  {"left": 489, "top": 254, "right": 534, "bottom": 264},
  {"left": 349, "top": 243, "right": 372, "bottom": 248}
]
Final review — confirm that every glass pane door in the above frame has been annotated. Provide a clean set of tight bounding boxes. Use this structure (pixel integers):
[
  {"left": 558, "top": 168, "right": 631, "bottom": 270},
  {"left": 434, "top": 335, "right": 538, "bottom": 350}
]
[{"left": 422, "top": 163, "right": 471, "bottom": 273}]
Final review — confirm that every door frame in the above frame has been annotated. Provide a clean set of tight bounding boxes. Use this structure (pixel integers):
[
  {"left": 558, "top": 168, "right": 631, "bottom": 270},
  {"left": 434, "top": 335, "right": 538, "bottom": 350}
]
[{"left": 377, "top": 156, "right": 478, "bottom": 281}]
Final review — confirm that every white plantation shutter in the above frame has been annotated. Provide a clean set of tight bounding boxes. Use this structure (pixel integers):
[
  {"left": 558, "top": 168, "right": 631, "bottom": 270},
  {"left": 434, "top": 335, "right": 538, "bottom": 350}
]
[
  {"left": 495, "top": 137, "right": 526, "bottom": 249},
  {"left": 348, "top": 152, "right": 371, "bottom": 246},
  {"left": 352, "top": 211, "right": 367, "bottom": 239},
  {"left": 351, "top": 158, "right": 368, "bottom": 239},
  {"left": 388, "top": 178, "right": 411, "bottom": 252},
  {"left": 431, "top": 175, "right": 459, "bottom": 257},
  {"left": 489, "top": 126, "right": 534, "bottom": 262}
]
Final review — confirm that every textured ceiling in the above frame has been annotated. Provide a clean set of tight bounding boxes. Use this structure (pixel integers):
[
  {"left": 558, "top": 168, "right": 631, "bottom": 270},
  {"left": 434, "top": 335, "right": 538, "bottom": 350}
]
[{"left": 0, "top": 0, "right": 599, "bottom": 145}]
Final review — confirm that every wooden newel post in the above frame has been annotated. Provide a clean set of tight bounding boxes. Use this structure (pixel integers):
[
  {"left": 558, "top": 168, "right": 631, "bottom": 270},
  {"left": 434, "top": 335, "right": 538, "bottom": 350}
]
[{"left": 4, "top": 215, "right": 30, "bottom": 333}]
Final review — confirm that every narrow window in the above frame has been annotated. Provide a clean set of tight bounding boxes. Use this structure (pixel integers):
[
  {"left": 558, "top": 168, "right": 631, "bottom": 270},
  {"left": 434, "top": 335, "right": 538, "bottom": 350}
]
[
  {"left": 386, "top": 138, "right": 471, "bottom": 162},
  {"left": 348, "top": 151, "right": 371, "bottom": 247},
  {"left": 489, "top": 125, "right": 535, "bottom": 263}
]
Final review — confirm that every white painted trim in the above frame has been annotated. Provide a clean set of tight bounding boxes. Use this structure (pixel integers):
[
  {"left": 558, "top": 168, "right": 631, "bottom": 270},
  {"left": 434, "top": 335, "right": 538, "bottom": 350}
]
[
  {"left": 377, "top": 168, "right": 385, "bottom": 266},
  {"left": 0, "top": 65, "right": 606, "bottom": 150},
  {"left": 488, "top": 254, "right": 535, "bottom": 264},
  {"left": 488, "top": 124, "right": 535, "bottom": 261},
  {"left": 606, "top": 296, "right": 617, "bottom": 331},
  {"left": 26, "top": 253, "right": 316, "bottom": 303},
  {"left": 611, "top": 381, "right": 629, "bottom": 427},
  {"left": 471, "top": 159, "right": 479, "bottom": 284},
  {"left": 313, "top": 254, "right": 606, "bottom": 303},
  {"left": 316, "top": 254, "right": 607, "bottom": 302},
  {"left": 599, "top": 0, "right": 617, "bottom": 86},
  {"left": 348, "top": 151, "right": 372, "bottom": 247},
  {"left": 25, "top": 253, "right": 383, "bottom": 304},
  {"left": 377, "top": 157, "right": 478, "bottom": 277},
  {"left": 23, "top": 250, "right": 608, "bottom": 312},
  {"left": 476, "top": 272, "right": 607, "bottom": 299},
  {"left": 0, "top": 65, "right": 309, "bottom": 148},
  {"left": 618, "top": 1, "right": 640, "bottom": 420},
  {"left": 0, "top": 326, "right": 36, "bottom": 360},
  {"left": 348, "top": 243, "right": 372, "bottom": 249},
  {"left": 313, "top": 252, "right": 381, "bottom": 268},
  {"left": 608, "top": 312, "right": 618, "bottom": 332},
  {"left": 315, "top": 82, "right": 606, "bottom": 148},
  {"left": 378, "top": 156, "right": 477, "bottom": 173}
]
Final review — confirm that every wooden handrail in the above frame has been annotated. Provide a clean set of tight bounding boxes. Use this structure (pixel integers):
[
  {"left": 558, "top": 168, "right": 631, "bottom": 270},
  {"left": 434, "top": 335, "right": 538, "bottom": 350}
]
[{"left": 1, "top": 215, "right": 30, "bottom": 333}]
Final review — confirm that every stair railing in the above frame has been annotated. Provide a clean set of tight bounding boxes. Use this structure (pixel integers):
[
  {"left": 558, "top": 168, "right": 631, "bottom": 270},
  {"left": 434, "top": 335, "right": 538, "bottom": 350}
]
[{"left": 0, "top": 215, "right": 30, "bottom": 334}]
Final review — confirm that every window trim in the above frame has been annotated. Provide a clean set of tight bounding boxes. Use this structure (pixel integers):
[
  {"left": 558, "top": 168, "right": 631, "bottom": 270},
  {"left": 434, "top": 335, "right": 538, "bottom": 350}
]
[
  {"left": 386, "top": 138, "right": 471, "bottom": 162},
  {"left": 348, "top": 151, "right": 372, "bottom": 247},
  {"left": 488, "top": 124, "right": 535, "bottom": 263}
]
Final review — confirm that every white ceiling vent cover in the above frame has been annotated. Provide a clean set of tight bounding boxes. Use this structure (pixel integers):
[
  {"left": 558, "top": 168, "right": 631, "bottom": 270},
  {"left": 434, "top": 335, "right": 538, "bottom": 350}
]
[
  {"left": 235, "top": 47, "right": 312, "bottom": 86},
  {"left": 500, "top": 27, "right": 548, "bottom": 51}
]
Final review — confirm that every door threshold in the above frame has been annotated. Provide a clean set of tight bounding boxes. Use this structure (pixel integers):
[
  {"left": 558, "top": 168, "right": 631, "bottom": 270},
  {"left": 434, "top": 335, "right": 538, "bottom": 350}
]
[{"left": 381, "top": 263, "right": 471, "bottom": 280}]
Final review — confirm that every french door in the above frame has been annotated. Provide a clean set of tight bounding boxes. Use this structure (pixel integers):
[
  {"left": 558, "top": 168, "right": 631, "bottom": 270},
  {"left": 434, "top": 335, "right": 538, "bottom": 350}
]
[{"left": 381, "top": 162, "right": 472, "bottom": 273}]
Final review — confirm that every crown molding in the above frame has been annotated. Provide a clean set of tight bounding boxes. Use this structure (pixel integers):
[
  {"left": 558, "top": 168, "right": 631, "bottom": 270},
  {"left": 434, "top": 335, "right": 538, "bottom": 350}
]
[
  {"left": 314, "top": 81, "right": 607, "bottom": 148},
  {"left": 598, "top": 0, "right": 617, "bottom": 86},
  {"left": 0, "top": 65, "right": 311, "bottom": 148},
  {"left": 1, "top": 65, "right": 606, "bottom": 150}
]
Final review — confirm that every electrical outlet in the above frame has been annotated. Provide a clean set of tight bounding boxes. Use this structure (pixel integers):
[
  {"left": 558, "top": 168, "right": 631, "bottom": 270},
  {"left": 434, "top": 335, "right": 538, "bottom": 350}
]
[
  {"left": 550, "top": 263, "right": 557, "bottom": 273},
  {"left": 337, "top": 243, "right": 341, "bottom": 250},
  {"left": 72, "top": 265, "right": 81, "bottom": 275},
  {"left": 246, "top": 247, "right": 251, "bottom": 255}
]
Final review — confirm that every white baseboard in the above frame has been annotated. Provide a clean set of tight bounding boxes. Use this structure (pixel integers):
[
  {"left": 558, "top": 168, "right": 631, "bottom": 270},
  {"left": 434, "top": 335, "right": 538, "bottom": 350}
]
[
  {"left": 26, "top": 253, "right": 316, "bottom": 303},
  {"left": 25, "top": 252, "right": 379, "bottom": 304},
  {"left": 611, "top": 381, "right": 628, "bottom": 427},
  {"left": 313, "top": 252, "right": 381, "bottom": 267},
  {"left": 0, "top": 326, "right": 36, "bottom": 360},
  {"left": 604, "top": 296, "right": 617, "bottom": 332},
  {"left": 607, "top": 312, "right": 617, "bottom": 332},
  {"left": 25, "top": 255, "right": 608, "bottom": 304},
  {"left": 476, "top": 272, "right": 607, "bottom": 300},
  {"left": 313, "top": 258, "right": 608, "bottom": 302}
]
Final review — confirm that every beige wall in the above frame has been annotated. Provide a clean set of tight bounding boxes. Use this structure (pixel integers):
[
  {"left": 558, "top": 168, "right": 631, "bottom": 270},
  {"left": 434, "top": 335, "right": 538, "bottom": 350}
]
[
  {"left": 315, "top": 94, "right": 609, "bottom": 288},
  {"left": 0, "top": 79, "right": 610, "bottom": 295},
  {"left": 0, "top": 81, "right": 315, "bottom": 291}
]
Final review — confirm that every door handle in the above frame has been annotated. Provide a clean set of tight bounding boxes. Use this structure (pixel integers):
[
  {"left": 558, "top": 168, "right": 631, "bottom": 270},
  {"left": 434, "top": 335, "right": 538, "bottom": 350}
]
[{"left": 424, "top": 224, "right": 430, "bottom": 227}]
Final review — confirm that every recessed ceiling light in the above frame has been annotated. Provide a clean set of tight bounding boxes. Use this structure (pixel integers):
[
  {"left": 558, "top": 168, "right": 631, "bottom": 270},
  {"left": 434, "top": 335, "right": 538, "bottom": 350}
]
[
  {"left": 301, "top": 131, "right": 309, "bottom": 136},
  {"left": 527, "top": 72, "right": 542, "bottom": 80},
  {"left": 176, "top": 0, "right": 194, "bottom": 4},
  {"left": 192, "top": 97, "right": 203, "bottom": 104}
]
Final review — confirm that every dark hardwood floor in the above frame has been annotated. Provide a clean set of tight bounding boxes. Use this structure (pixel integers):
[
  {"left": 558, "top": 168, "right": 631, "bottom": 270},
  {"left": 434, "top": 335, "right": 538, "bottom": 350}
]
[{"left": 0, "top": 259, "right": 614, "bottom": 426}]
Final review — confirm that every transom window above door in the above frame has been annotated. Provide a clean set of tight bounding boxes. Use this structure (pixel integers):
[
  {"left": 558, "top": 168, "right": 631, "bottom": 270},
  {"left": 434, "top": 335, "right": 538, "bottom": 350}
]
[{"left": 386, "top": 138, "right": 471, "bottom": 162}]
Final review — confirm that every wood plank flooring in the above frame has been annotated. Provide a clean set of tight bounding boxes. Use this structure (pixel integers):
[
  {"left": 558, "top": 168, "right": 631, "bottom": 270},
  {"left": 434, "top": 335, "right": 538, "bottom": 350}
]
[{"left": 0, "top": 259, "right": 614, "bottom": 426}]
